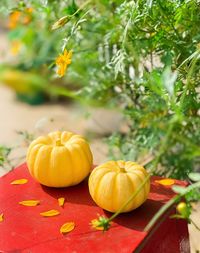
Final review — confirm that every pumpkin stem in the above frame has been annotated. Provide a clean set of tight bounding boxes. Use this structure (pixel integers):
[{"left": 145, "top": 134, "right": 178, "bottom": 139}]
[
  {"left": 55, "top": 138, "right": 62, "bottom": 146},
  {"left": 119, "top": 167, "right": 126, "bottom": 173}
]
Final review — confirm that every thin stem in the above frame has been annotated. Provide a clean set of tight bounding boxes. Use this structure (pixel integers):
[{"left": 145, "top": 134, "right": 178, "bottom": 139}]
[
  {"left": 157, "top": 0, "right": 181, "bottom": 41},
  {"left": 144, "top": 181, "right": 200, "bottom": 231},
  {"left": 178, "top": 54, "right": 198, "bottom": 112},
  {"left": 108, "top": 174, "right": 151, "bottom": 222},
  {"left": 71, "top": 0, "right": 92, "bottom": 17},
  {"left": 144, "top": 195, "right": 179, "bottom": 231}
]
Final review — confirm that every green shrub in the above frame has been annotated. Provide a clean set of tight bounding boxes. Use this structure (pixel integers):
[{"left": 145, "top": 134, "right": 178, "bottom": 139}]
[{"left": 1, "top": 0, "right": 200, "bottom": 179}]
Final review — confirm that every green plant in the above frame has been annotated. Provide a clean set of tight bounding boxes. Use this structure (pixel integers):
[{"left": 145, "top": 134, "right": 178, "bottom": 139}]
[
  {"left": 0, "top": 131, "right": 34, "bottom": 171},
  {"left": 1, "top": 0, "right": 199, "bottom": 178}
]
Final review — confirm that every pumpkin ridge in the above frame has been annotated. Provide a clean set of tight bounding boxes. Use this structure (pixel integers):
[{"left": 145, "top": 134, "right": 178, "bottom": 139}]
[
  {"left": 135, "top": 168, "right": 150, "bottom": 195},
  {"left": 126, "top": 164, "right": 143, "bottom": 171},
  {"left": 111, "top": 174, "right": 118, "bottom": 212},
  {"left": 78, "top": 139, "right": 93, "bottom": 164},
  {"left": 96, "top": 172, "right": 116, "bottom": 211},
  {"left": 29, "top": 144, "right": 44, "bottom": 178},
  {"left": 49, "top": 146, "right": 71, "bottom": 187},
  {"left": 34, "top": 145, "right": 52, "bottom": 184},
  {"left": 71, "top": 143, "right": 88, "bottom": 172},
  {"left": 65, "top": 147, "right": 75, "bottom": 185},
  {"left": 48, "top": 131, "right": 61, "bottom": 144},
  {"left": 129, "top": 171, "right": 146, "bottom": 203},
  {"left": 124, "top": 173, "right": 136, "bottom": 211},
  {"left": 69, "top": 134, "right": 83, "bottom": 143},
  {"left": 61, "top": 131, "right": 74, "bottom": 143},
  {"left": 76, "top": 142, "right": 91, "bottom": 166},
  {"left": 70, "top": 143, "right": 89, "bottom": 185},
  {"left": 125, "top": 161, "right": 138, "bottom": 170},
  {"left": 134, "top": 170, "right": 149, "bottom": 197},
  {"left": 92, "top": 171, "right": 112, "bottom": 203}
]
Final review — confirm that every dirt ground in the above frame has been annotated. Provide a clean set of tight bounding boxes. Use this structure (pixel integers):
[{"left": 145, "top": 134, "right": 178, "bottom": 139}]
[{"left": 0, "top": 32, "right": 199, "bottom": 252}]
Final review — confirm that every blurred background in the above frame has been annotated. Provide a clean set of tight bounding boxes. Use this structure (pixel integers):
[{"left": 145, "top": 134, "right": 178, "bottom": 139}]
[{"left": 0, "top": 1, "right": 199, "bottom": 251}]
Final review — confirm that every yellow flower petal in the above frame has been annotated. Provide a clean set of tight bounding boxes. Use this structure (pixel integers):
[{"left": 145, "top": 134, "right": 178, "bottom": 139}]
[
  {"left": 55, "top": 49, "right": 72, "bottom": 77},
  {"left": 0, "top": 213, "right": 4, "bottom": 222},
  {"left": 60, "top": 222, "right": 75, "bottom": 234},
  {"left": 155, "top": 179, "right": 175, "bottom": 186},
  {"left": 40, "top": 209, "right": 60, "bottom": 217},
  {"left": 19, "top": 200, "right": 40, "bottom": 206},
  {"left": 58, "top": 197, "right": 65, "bottom": 207},
  {"left": 90, "top": 219, "right": 104, "bottom": 231},
  {"left": 10, "top": 179, "right": 28, "bottom": 185},
  {"left": 10, "top": 40, "right": 22, "bottom": 55}
]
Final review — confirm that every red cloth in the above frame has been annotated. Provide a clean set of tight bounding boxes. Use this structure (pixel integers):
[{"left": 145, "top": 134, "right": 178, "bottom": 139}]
[{"left": 0, "top": 163, "right": 189, "bottom": 252}]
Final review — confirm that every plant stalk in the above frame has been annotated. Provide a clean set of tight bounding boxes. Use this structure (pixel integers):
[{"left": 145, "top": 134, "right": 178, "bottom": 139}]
[{"left": 144, "top": 181, "right": 200, "bottom": 231}]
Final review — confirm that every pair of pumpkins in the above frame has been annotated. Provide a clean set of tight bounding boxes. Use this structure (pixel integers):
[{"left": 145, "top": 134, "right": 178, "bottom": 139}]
[{"left": 27, "top": 131, "right": 150, "bottom": 213}]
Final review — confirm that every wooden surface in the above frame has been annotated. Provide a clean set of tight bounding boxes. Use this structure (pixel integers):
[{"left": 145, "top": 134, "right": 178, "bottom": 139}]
[{"left": 0, "top": 163, "right": 189, "bottom": 252}]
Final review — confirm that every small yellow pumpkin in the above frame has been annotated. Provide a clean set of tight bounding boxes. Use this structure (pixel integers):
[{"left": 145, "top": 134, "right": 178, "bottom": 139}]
[
  {"left": 26, "top": 131, "right": 93, "bottom": 187},
  {"left": 88, "top": 160, "right": 150, "bottom": 213}
]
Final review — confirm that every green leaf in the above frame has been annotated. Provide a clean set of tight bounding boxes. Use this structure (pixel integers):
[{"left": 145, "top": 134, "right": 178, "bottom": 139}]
[
  {"left": 172, "top": 185, "right": 187, "bottom": 194},
  {"left": 188, "top": 173, "right": 200, "bottom": 182}
]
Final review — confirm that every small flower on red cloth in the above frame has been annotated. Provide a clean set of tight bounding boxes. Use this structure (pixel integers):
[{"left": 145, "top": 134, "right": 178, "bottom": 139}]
[{"left": 90, "top": 215, "right": 111, "bottom": 231}]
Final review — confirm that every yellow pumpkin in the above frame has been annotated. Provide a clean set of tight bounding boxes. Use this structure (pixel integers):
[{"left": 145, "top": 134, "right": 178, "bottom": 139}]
[
  {"left": 26, "top": 131, "right": 93, "bottom": 187},
  {"left": 88, "top": 160, "right": 150, "bottom": 213}
]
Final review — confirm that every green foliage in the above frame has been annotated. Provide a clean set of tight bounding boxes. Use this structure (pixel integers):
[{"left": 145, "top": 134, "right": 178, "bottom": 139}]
[
  {"left": 0, "top": 131, "right": 34, "bottom": 170},
  {"left": 1, "top": 0, "right": 200, "bottom": 179},
  {"left": 0, "top": 146, "right": 11, "bottom": 167}
]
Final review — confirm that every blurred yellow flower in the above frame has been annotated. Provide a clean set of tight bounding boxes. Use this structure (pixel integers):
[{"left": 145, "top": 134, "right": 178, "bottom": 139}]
[
  {"left": 8, "top": 8, "right": 33, "bottom": 29},
  {"left": 55, "top": 49, "right": 72, "bottom": 77},
  {"left": 10, "top": 40, "right": 22, "bottom": 55},
  {"left": 23, "top": 8, "right": 33, "bottom": 25},
  {"left": 8, "top": 11, "right": 21, "bottom": 29}
]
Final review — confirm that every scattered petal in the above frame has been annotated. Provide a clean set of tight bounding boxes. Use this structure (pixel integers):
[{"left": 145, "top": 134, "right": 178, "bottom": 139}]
[
  {"left": 58, "top": 197, "right": 65, "bottom": 207},
  {"left": 60, "top": 222, "right": 75, "bottom": 234},
  {"left": 0, "top": 213, "right": 4, "bottom": 222},
  {"left": 19, "top": 200, "right": 40, "bottom": 206},
  {"left": 11, "top": 179, "right": 28, "bottom": 185},
  {"left": 40, "top": 209, "right": 60, "bottom": 217},
  {"left": 155, "top": 179, "right": 175, "bottom": 186}
]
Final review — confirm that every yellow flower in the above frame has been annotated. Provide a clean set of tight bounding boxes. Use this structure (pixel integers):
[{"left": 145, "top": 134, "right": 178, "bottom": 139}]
[
  {"left": 55, "top": 49, "right": 72, "bottom": 77},
  {"left": 23, "top": 8, "right": 33, "bottom": 25},
  {"left": 8, "top": 11, "right": 21, "bottom": 29},
  {"left": 90, "top": 216, "right": 111, "bottom": 231},
  {"left": 8, "top": 8, "right": 33, "bottom": 29},
  {"left": 91, "top": 219, "right": 104, "bottom": 231},
  {"left": 10, "top": 40, "right": 22, "bottom": 55}
]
